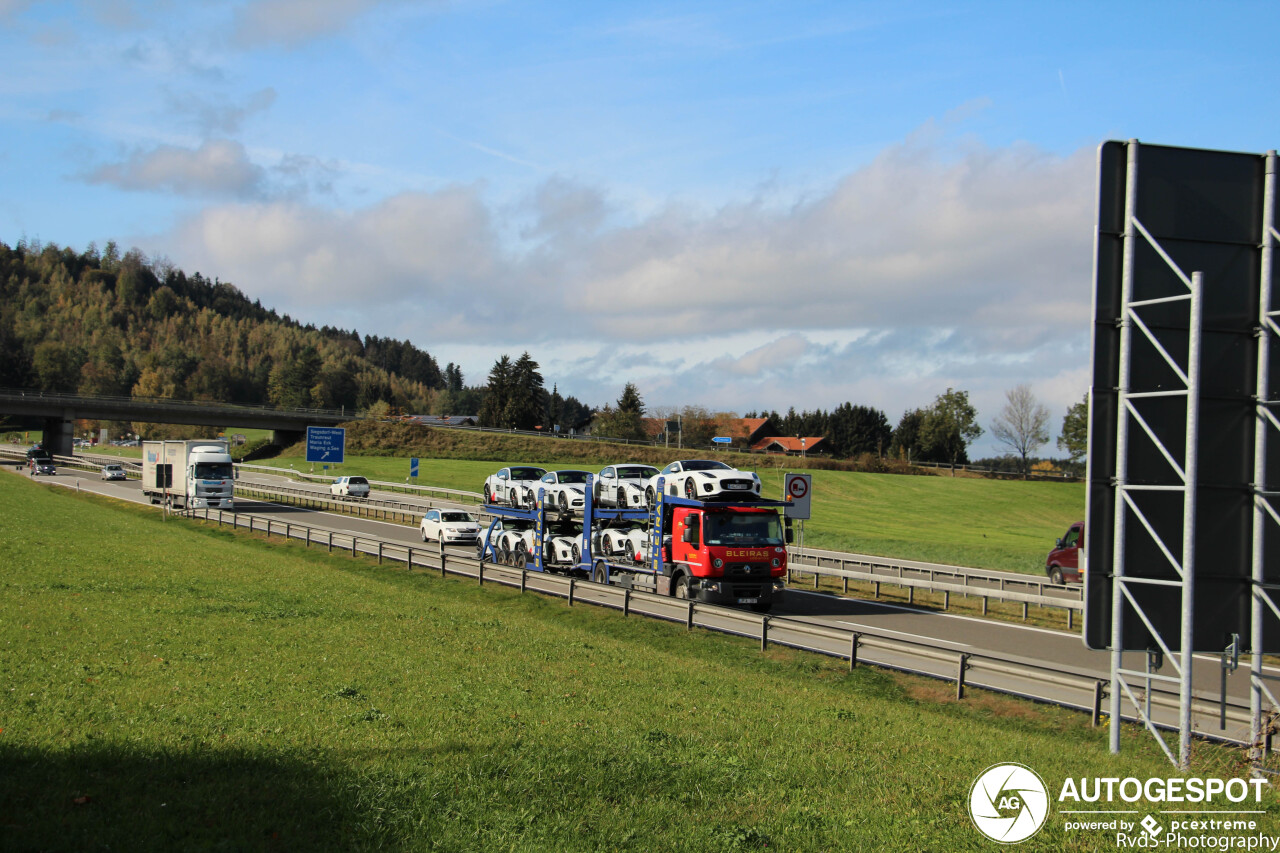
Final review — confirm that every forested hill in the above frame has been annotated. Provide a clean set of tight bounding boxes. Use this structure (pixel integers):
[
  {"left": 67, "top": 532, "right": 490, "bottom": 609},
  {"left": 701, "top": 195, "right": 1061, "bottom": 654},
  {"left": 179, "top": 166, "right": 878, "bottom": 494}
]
[{"left": 0, "top": 239, "right": 450, "bottom": 413}]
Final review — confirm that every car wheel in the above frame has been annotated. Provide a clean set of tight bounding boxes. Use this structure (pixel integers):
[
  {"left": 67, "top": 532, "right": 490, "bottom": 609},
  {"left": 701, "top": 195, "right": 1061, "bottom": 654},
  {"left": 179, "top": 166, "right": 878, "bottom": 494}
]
[
  {"left": 684, "top": 478, "right": 696, "bottom": 499},
  {"left": 673, "top": 574, "right": 692, "bottom": 600},
  {"left": 1049, "top": 567, "right": 1064, "bottom": 586},
  {"left": 572, "top": 544, "right": 581, "bottom": 565},
  {"left": 558, "top": 492, "right": 570, "bottom": 519},
  {"left": 421, "top": 527, "right": 429, "bottom": 542},
  {"left": 645, "top": 487, "right": 655, "bottom": 509},
  {"left": 476, "top": 541, "right": 485, "bottom": 559}
]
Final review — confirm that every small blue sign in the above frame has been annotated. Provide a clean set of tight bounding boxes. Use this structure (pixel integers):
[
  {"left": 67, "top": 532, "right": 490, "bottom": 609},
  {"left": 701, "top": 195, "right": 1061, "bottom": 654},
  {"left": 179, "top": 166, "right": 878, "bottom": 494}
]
[
  {"left": 410, "top": 457, "right": 419, "bottom": 478},
  {"left": 711, "top": 436, "right": 732, "bottom": 444},
  {"left": 306, "top": 426, "right": 346, "bottom": 464}
]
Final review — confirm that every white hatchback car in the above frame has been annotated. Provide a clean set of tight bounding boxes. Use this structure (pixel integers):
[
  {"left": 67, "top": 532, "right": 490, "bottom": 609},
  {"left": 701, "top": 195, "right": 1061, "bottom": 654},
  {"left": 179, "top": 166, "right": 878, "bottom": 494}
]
[
  {"left": 330, "top": 476, "right": 371, "bottom": 499},
  {"left": 420, "top": 508, "right": 481, "bottom": 545},
  {"left": 646, "top": 460, "right": 761, "bottom": 505}
]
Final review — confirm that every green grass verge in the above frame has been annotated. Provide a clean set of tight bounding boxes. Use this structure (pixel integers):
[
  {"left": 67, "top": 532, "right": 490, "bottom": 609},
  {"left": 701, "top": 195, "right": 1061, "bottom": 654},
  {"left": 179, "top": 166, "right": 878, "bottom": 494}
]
[{"left": 1, "top": 474, "right": 1262, "bottom": 851}]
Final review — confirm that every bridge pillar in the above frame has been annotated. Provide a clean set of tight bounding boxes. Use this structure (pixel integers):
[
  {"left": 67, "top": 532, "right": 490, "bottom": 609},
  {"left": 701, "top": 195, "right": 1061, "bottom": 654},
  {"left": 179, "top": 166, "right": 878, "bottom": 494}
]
[
  {"left": 272, "top": 428, "right": 305, "bottom": 450},
  {"left": 43, "top": 411, "right": 75, "bottom": 456}
]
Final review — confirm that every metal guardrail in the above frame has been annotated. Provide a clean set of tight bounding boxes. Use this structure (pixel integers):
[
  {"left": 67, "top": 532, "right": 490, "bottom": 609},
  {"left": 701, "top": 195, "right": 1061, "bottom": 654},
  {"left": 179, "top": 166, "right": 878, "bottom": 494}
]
[
  {"left": 231, "top": 477, "right": 1084, "bottom": 617},
  {"left": 237, "top": 463, "right": 484, "bottom": 504},
  {"left": 3, "top": 445, "right": 1083, "bottom": 617},
  {"left": 171, "top": 502, "right": 1256, "bottom": 745}
]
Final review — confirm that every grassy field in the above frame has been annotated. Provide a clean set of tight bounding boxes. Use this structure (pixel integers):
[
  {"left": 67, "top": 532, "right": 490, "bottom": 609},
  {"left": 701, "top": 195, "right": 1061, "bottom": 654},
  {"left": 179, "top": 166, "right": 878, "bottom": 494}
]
[
  {"left": 1, "top": 472, "right": 1262, "bottom": 851},
  {"left": 263, "top": 448, "right": 1083, "bottom": 575}
]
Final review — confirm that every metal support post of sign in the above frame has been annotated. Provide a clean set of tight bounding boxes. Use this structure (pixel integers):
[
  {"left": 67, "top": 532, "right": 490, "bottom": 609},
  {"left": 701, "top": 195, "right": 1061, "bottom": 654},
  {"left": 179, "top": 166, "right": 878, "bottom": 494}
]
[
  {"left": 1252, "top": 150, "right": 1280, "bottom": 763},
  {"left": 1108, "top": 141, "right": 1204, "bottom": 769}
]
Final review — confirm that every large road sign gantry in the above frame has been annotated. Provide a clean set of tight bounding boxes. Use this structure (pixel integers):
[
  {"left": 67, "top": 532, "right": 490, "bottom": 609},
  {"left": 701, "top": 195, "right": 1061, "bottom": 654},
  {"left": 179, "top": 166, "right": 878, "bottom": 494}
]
[{"left": 1085, "top": 140, "right": 1279, "bottom": 767}]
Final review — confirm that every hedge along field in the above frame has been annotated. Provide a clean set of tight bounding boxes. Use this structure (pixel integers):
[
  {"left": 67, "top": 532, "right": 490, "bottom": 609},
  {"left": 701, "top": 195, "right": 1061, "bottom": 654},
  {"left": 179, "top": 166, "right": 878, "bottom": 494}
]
[
  {"left": 0, "top": 473, "right": 1239, "bottom": 851},
  {"left": 267, "top": 437, "right": 1083, "bottom": 575}
]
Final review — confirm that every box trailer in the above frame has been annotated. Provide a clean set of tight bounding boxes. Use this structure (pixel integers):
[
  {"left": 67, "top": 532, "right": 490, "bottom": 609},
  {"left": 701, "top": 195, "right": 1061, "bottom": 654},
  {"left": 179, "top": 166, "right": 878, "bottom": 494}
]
[{"left": 141, "top": 440, "right": 236, "bottom": 510}]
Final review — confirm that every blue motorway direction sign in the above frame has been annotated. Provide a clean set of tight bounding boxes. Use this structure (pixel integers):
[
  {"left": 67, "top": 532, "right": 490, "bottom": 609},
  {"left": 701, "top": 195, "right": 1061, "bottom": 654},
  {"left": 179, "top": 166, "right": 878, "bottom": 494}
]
[
  {"left": 410, "top": 457, "right": 419, "bottom": 478},
  {"left": 306, "top": 426, "right": 346, "bottom": 464},
  {"left": 711, "top": 436, "right": 732, "bottom": 444}
]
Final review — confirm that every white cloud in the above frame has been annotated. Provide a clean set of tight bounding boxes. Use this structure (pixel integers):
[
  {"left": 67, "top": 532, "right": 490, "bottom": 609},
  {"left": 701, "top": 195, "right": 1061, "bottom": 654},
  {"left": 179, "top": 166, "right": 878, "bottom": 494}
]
[
  {"left": 87, "top": 138, "right": 265, "bottom": 197},
  {"left": 156, "top": 134, "right": 1098, "bottom": 440},
  {"left": 231, "top": 0, "right": 421, "bottom": 48}
]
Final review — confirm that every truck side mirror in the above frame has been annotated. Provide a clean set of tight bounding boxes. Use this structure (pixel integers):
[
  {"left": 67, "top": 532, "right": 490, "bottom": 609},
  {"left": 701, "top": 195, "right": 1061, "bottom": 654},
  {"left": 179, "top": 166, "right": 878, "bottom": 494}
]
[
  {"left": 682, "top": 527, "right": 696, "bottom": 544},
  {"left": 785, "top": 529, "right": 794, "bottom": 544}
]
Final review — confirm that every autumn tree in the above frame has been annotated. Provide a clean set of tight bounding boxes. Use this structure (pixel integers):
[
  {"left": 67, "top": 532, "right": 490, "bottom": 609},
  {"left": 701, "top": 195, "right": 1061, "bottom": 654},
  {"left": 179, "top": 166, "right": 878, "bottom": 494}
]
[{"left": 990, "top": 384, "right": 1050, "bottom": 477}]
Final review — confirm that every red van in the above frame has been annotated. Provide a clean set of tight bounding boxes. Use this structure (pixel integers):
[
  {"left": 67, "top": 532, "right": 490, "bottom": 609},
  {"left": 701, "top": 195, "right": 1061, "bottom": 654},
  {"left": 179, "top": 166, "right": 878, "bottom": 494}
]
[{"left": 1045, "top": 522, "right": 1083, "bottom": 585}]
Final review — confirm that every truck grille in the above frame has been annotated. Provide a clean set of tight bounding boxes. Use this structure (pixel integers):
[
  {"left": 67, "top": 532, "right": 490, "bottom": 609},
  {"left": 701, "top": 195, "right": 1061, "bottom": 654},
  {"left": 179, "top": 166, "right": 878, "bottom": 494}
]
[{"left": 723, "top": 562, "right": 768, "bottom": 579}]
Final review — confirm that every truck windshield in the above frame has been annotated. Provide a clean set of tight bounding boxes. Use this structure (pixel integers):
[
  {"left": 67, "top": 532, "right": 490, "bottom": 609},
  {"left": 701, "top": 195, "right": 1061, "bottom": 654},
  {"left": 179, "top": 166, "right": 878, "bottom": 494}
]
[
  {"left": 194, "top": 462, "right": 233, "bottom": 480},
  {"left": 704, "top": 512, "right": 784, "bottom": 546}
]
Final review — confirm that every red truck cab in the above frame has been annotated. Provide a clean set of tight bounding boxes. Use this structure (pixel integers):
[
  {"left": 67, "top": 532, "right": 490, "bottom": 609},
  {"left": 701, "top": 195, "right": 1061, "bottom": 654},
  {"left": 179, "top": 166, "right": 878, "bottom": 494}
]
[
  {"left": 1045, "top": 522, "right": 1084, "bottom": 585},
  {"left": 667, "top": 505, "right": 788, "bottom": 611}
]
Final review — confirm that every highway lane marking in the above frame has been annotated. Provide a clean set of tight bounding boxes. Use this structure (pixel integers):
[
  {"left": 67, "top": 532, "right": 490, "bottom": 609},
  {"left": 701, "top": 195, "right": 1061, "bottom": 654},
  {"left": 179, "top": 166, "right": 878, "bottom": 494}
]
[{"left": 787, "top": 587, "right": 1079, "bottom": 638}]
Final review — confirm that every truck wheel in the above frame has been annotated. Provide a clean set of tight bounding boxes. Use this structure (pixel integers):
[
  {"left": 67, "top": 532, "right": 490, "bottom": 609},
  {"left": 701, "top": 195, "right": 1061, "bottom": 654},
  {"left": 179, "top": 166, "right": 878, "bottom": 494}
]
[
  {"left": 1049, "top": 567, "right": 1064, "bottom": 585},
  {"left": 514, "top": 549, "right": 527, "bottom": 569},
  {"left": 673, "top": 574, "right": 691, "bottom": 600},
  {"left": 591, "top": 561, "right": 607, "bottom": 584}
]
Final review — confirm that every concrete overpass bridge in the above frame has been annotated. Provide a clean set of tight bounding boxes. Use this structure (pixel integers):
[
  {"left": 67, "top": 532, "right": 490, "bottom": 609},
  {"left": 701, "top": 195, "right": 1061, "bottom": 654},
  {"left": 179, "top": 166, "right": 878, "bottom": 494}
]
[{"left": 0, "top": 389, "right": 353, "bottom": 455}]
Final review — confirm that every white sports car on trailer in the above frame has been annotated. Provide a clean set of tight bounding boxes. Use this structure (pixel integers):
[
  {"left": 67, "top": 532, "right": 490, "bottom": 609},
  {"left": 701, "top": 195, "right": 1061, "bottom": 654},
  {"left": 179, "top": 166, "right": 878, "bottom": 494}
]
[
  {"left": 645, "top": 459, "right": 761, "bottom": 505},
  {"left": 536, "top": 469, "right": 593, "bottom": 516},
  {"left": 597, "top": 526, "right": 648, "bottom": 562},
  {"left": 594, "top": 464, "right": 660, "bottom": 508},
  {"left": 477, "top": 520, "right": 532, "bottom": 561},
  {"left": 483, "top": 466, "right": 547, "bottom": 508}
]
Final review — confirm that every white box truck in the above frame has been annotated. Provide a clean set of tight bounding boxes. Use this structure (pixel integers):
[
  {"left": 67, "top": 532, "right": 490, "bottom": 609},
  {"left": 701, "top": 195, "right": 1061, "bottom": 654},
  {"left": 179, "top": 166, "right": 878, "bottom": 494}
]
[{"left": 142, "top": 440, "right": 236, "bottom": 510}]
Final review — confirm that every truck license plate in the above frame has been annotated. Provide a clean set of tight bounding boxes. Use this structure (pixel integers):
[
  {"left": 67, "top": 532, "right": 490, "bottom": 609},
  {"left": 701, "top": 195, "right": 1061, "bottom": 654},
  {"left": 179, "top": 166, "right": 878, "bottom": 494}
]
[{"left": 737, "top": 597, "right": 758, "bottom": 604}]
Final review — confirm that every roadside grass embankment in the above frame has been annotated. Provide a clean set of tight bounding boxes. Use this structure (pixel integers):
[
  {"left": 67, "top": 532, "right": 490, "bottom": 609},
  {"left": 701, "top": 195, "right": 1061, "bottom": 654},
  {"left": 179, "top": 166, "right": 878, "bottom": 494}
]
[
  {"left": 0, "top": 473, "right": 1237, "bottom": 851},
  {"left": 268, "top": 422, "right": 1084, "bottom": 576}
]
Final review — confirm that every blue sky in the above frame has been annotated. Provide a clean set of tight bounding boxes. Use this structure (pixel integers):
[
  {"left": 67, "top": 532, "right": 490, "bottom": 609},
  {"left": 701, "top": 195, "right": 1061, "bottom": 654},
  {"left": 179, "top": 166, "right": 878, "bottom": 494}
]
[{"left": 3, "top": 1, "right": 1278, "bottom": 456}]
